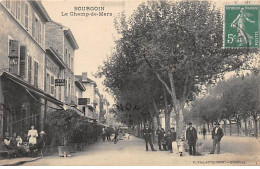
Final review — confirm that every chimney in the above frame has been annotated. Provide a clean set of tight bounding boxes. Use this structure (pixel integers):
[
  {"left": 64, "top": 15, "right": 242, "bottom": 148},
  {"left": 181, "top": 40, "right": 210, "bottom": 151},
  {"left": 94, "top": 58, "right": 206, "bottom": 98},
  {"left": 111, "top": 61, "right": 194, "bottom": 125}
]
[{"left": 82, "top": 72, "right": 88, "bottom": 81}]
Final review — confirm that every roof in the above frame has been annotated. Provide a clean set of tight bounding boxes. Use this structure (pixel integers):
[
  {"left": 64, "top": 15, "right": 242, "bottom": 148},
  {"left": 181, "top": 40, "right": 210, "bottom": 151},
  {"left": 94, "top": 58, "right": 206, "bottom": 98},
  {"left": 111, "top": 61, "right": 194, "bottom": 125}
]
[
  {"left": 51, "top": 21, "right": 79, "bottom": 50},
  {"left": 46, "top": 47, "right": 66, "bottom": 69},
  {"left": 75, "top": 79, "right": 86, "bottom": 91},
  {"left": 75, "top": 75, "right": 97, "bottom": 87},
  {"left": 0, "top": 71, "right": 62, "bottom": 106},
  {"left": 30, "top": 1, "right": 51, "bottom": 22}
]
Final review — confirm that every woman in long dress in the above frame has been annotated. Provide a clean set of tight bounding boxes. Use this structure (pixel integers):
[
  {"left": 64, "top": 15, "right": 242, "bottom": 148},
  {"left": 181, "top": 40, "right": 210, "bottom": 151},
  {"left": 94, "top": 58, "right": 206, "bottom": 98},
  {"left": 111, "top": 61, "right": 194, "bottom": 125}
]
[{"left": 28, "top": 126, "right": 38, "bottom": 145}]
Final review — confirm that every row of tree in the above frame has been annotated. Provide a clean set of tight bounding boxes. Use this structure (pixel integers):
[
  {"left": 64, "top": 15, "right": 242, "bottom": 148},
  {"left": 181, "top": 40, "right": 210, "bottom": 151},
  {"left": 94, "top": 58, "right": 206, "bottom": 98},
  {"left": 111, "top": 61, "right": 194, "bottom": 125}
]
[
  {"left": 186, "top": 74, "right": 259, "bottom": 138},
  {"left": 97, "top": 0, "right": 258, "bottom": 137}
]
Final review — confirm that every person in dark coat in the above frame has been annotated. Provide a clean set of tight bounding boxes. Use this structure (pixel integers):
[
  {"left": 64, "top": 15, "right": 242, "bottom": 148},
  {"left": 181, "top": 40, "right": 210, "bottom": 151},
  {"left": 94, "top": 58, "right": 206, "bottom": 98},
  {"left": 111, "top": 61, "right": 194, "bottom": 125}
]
[
  {"left": 210, "top": 122, "right": 224, "bottom": 154},
  {"left": 142, "top": 124, "right": 156, "bottom": 151},
  {"left": 186, "top": 122, "right": 197, "bottom": 156},
  {"left": 105, "top": 127, "right": 111, "bottom": 141},
  {"left": 202, "top": 126, "right": 207, "bottom": 139},
  {"left": 156, "top": 125, "right": 165, "bottom": 150},
  {"left": 112, "top": 127, "right": 119, "bottom": 144}
]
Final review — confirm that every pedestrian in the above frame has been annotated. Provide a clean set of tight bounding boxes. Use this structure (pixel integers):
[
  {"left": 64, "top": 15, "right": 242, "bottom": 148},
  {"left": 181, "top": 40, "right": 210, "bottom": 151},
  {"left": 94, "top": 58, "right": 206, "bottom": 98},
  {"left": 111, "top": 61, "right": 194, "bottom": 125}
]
[
  {"left": 178, "top": 137, "right": 185, "bottom": 157},
  {"left": 28, "top": 126, "right": 38, "bottom": 145},
  {"left": 102, "top": 127, "right": 106, "bottom": 141},
  {"left": 106, "top": 127, "right": 111, "bottom": 141},
  {"left": 186, "top": 122, "right": 198, "bottom": 156},
  {"left": 142, "top": 124, "right": 156, "bottom": 151},
  {"left": 112, "top": 127, "right": 119, "bottom": 144},
  {"left": 210, "top": 122, "right": 224, "bottom": 154},
  {"left": 161, "top": 133, "right": 167, "bottom": 151},
  {"left": 156, "top": 125, "right": 165, "bottom": 151},
  {"left": 170, "top": 128, "right": 177, "bottom": 153},
  {"left": 202, "top": 126, "right": 207, "bottom": 139}
]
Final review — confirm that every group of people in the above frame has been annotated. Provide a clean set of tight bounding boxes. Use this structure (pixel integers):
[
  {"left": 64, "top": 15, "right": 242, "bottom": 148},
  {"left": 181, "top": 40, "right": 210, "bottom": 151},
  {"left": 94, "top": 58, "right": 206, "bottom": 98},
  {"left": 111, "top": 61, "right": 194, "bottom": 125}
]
[
  {"left": 101, "top": 127, "right": 111, "bottom": 141},
  {"left": 142, "top": 122, "right": 224, "bottom": 156},
  {"left": 102, "top": 127, "right": 120, "bottom": 144},
  {"left": 3, "top": 126, "right": 47, "bottom": 157}
]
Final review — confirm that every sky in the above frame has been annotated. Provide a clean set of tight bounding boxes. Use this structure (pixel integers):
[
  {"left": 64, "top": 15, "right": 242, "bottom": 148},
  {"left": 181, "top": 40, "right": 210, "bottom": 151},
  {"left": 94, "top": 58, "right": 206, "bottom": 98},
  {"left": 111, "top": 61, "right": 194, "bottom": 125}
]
[
  {"left": 41, "top": 0, "right": 258, "bottom": 105},
  {"left": 42, "top": 0, "right": 144, "bottom": 104}
]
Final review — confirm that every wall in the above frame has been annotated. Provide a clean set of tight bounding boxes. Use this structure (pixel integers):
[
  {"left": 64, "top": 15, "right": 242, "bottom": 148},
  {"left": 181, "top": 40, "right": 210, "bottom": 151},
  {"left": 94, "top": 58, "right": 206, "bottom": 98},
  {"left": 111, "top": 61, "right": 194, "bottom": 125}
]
[{"left": 0, "top": 2, "right": 46, "bottom": 90}]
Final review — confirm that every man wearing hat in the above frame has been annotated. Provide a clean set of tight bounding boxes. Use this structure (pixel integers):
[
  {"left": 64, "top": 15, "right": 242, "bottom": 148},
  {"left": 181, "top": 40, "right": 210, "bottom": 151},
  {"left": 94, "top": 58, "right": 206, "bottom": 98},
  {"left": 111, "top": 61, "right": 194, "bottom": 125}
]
[
  {"left": 142, "top": 124, "right": 156, "bottom": 151},
  {"left": 210, "top": 122, "right": 224, "bottom": 154},
  {"left": 186, "top": 122, "right": 198, "bottom": 156}
]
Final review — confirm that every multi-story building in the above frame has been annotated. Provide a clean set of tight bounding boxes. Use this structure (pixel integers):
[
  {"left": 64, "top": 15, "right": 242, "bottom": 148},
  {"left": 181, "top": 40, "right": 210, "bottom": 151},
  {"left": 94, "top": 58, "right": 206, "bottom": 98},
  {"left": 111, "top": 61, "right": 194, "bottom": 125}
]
[
  {"left": 75, "top": 72, "right": 99, "bottom": 120},
  {"left": 45, "top": 21, "right": 79, "bottom": 106},
  {"left": 75, "top": 77, "right": 86, "bottom": 115},
  {"left": 0, "top": 0, "right": 63, "bottom": 138}
]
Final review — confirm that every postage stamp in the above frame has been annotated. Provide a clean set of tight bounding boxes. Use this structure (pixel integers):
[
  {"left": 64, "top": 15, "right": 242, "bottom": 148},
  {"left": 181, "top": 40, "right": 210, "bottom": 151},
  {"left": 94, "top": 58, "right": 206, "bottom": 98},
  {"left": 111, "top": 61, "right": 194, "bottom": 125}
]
[{"left": 224, "top": 5, "right": 259, "bottom": 48}]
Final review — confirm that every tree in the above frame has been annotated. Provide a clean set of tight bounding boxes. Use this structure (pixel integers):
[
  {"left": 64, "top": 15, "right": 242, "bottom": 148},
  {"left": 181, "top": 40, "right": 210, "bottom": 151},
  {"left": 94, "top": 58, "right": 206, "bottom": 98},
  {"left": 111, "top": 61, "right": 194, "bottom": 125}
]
[
  {"left": 46, "top": 109, "right": 81, "bottom": 146},
  {"left": 98, "top": 0, "right": 257, "bottom": 137}
]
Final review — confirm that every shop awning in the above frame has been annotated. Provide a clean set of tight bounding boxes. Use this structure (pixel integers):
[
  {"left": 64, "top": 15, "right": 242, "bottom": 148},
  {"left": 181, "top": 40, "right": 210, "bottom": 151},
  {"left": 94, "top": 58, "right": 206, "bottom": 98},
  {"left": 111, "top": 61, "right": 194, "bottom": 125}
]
[{"left": 1, "top": 71, "right": 63, "bottom": 106}]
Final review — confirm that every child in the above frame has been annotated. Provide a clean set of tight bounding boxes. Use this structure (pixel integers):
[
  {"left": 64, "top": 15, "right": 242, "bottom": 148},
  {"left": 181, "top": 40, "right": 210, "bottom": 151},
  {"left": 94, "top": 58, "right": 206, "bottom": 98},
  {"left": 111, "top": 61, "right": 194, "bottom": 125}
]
[{"left": 178, "top": 137, "right": 185, "bottom": 157}]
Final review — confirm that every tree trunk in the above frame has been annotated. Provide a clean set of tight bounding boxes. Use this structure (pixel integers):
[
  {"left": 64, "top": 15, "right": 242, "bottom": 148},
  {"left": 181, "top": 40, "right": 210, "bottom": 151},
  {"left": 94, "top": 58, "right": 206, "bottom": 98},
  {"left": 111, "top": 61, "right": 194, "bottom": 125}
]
[
  {"left": 163, "top": 88, "right": 170, "bottom": 131},
  {"left": 207, "top": 123, "right": 210, "bottom": 134},
  {"left": 165, "top": 111, "right": 170, "bottom": 131},
  {"left": 223, "top": 120, "right": 226, "bottom": 135},
  {"left": 228, "top": 119, "right": 232, "bottom": 135},
  {"left": 254, "top": 119, "right": 258, "bottom": 138},
  {"left": 175, "top": 104, "right": 185, "bottom": 138},
  {"left": 152, "top": 97, "right": 161, "bottom": 127},
  {"left": 237, "top": 122, "right": 240, "bottom": 136},
  {"left": 244, "top": 119, "right": 248, "bottom": 136}
]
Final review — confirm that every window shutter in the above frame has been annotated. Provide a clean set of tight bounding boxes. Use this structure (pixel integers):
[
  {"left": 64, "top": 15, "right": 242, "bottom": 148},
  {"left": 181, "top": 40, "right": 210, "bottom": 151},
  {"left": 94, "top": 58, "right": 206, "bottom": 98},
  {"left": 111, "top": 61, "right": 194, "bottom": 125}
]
[
  {"left": 28, "top": 56, "right": 32, "bottom": 83},
  {"left": 20, "top": 46, "right": 27, "bottom": 79},
  {"left": 9, "top": 40, "right": 19, "bottom": 75},
  {"left": 9, "top": 40, "right": 19, "bottom": 57}
]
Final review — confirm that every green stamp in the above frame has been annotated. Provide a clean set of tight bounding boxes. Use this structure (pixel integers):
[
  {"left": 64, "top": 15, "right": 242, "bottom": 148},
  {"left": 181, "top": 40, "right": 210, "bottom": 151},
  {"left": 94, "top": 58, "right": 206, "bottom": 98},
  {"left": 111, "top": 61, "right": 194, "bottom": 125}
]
[{"left": 224, "top": 5, "right": 259, "bottom": 48}]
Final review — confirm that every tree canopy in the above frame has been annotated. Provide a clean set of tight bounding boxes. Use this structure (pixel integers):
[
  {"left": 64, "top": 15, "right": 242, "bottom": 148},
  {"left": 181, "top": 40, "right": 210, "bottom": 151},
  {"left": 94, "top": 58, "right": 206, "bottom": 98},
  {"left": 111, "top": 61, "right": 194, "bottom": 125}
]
[{"left": 97, "top": 0, "right": 258, "bottom": 136}]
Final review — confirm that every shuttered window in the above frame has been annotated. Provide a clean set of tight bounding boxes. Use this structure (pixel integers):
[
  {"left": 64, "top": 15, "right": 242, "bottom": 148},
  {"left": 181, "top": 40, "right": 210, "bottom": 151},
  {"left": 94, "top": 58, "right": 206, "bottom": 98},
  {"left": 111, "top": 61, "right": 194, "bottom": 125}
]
[
  {"left": 16, "top": 0, "right": 21, "bottom": 20},
  {"left": 24, "top": 3, "right": 29, "bottom": 30},
  {"left": 19, "top": 46, "right": 27, "bottom": 79},
  {"left": 28, "top": 56, "right": 32, "bottom": 83},
  {"left": 51, "top": 76, "right": 55, "bottom": 95},
  {"left": 34, "top": 61, "right": 38, "bottom": 87}
]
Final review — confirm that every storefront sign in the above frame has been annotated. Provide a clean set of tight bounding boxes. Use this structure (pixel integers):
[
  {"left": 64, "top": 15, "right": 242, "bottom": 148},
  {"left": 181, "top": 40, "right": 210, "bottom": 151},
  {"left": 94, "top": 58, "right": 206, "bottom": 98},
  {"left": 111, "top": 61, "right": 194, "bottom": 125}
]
[
  {"left": 78, "top": 98, "right": 90, "bottom": 105},
  {"left": 55, "top": 79, "right": 66, "bottom": 86}
]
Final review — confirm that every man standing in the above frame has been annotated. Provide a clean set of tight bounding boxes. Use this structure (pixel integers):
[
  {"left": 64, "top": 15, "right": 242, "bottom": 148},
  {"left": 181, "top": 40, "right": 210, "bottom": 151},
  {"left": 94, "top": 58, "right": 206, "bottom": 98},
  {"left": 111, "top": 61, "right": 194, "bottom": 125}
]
[
  {"left": 202, "top": 126, "right": 207, "bottom": 140},
  {"left": 156, "top": 125, "right": 165, "bottom": 151},
  {"left": 142, "top": 124, "right": 156, "bottom": 151},
  {"left": 106, "top": 127, "right": 111, "bottom": 141},
  {"left": 186, "top": 122, "right": 198, "bottom": 156},
  {"left": 112, "top": 127, "right": 119, "bottom": 144},
  {"left": 210, "top": 122, "right": 224, "bottom": 154}
]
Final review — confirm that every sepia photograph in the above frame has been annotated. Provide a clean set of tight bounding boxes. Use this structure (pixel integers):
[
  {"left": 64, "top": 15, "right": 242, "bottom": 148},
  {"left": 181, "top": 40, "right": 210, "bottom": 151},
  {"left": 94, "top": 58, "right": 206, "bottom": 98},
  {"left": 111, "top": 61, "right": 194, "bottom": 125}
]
[{"left": 0, "top": 0, "right": 259, "bottom": 166}]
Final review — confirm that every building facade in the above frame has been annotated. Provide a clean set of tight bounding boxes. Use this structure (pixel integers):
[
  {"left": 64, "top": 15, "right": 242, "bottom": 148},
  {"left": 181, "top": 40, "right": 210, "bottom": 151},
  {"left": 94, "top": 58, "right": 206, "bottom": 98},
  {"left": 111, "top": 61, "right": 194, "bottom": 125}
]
[
  {"left": 75, "top": 72, "right": 102, "bottom": 120},
  {"left": 0, "top": 0, "right": 63, "bottom": 139},
  {"left": 45, "top": 21, "right": 79, "bottom": 106}
]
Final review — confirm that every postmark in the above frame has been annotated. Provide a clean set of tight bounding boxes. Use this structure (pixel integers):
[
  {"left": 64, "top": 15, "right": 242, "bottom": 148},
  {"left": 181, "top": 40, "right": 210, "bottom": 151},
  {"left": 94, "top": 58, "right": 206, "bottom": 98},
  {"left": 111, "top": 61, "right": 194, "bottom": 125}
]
[{"left": 224, "top": 5, "right": 259, "bottom": 48}]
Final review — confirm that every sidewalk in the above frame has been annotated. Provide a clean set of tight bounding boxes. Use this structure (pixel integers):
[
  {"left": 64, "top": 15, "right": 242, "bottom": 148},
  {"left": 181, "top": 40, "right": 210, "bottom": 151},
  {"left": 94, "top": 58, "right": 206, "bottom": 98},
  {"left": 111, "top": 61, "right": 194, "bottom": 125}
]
[{"left": 0, "top": 156, "right": 42, "bottom": 166}]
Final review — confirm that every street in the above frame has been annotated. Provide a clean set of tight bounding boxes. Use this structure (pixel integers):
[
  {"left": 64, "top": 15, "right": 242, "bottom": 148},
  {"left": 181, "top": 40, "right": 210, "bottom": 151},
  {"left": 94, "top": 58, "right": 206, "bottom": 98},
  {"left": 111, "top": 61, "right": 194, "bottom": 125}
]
[{"left": 23, "top": 135, "right": 260, "bottom": 166}]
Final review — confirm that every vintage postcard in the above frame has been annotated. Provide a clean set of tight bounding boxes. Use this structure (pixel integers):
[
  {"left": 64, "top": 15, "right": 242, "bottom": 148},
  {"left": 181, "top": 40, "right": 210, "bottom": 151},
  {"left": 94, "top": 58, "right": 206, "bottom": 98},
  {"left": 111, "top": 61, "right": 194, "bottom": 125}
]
[{"left": 0, "top": 0, "right": 259, "bottom": 166}]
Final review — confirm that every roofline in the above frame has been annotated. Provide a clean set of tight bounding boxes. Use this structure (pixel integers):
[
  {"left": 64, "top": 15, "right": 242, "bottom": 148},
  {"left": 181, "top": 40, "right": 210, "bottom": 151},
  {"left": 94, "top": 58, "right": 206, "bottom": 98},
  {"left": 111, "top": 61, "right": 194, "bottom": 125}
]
[
  {"left": 30, "top": 1, "right": 51, "bottom": 22},
  {"left": 75, "top": 80, "right": 86, "bottom": 91},
  {"left": 50, "top": 21, "right": 79, "bottom": 50},
  {"left": 64, "top": 29, "right": 79, "bottom": 50},
  {"left": 46, "top": 48, "right": 66, "bottom": 69}
]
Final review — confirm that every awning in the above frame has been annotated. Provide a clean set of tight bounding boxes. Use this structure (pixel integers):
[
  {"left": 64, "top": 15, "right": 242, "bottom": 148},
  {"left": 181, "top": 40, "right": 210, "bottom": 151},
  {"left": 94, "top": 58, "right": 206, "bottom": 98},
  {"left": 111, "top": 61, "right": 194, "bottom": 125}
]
[{"left": 1, "top": 71, "right": 63, "bottom": 106}]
